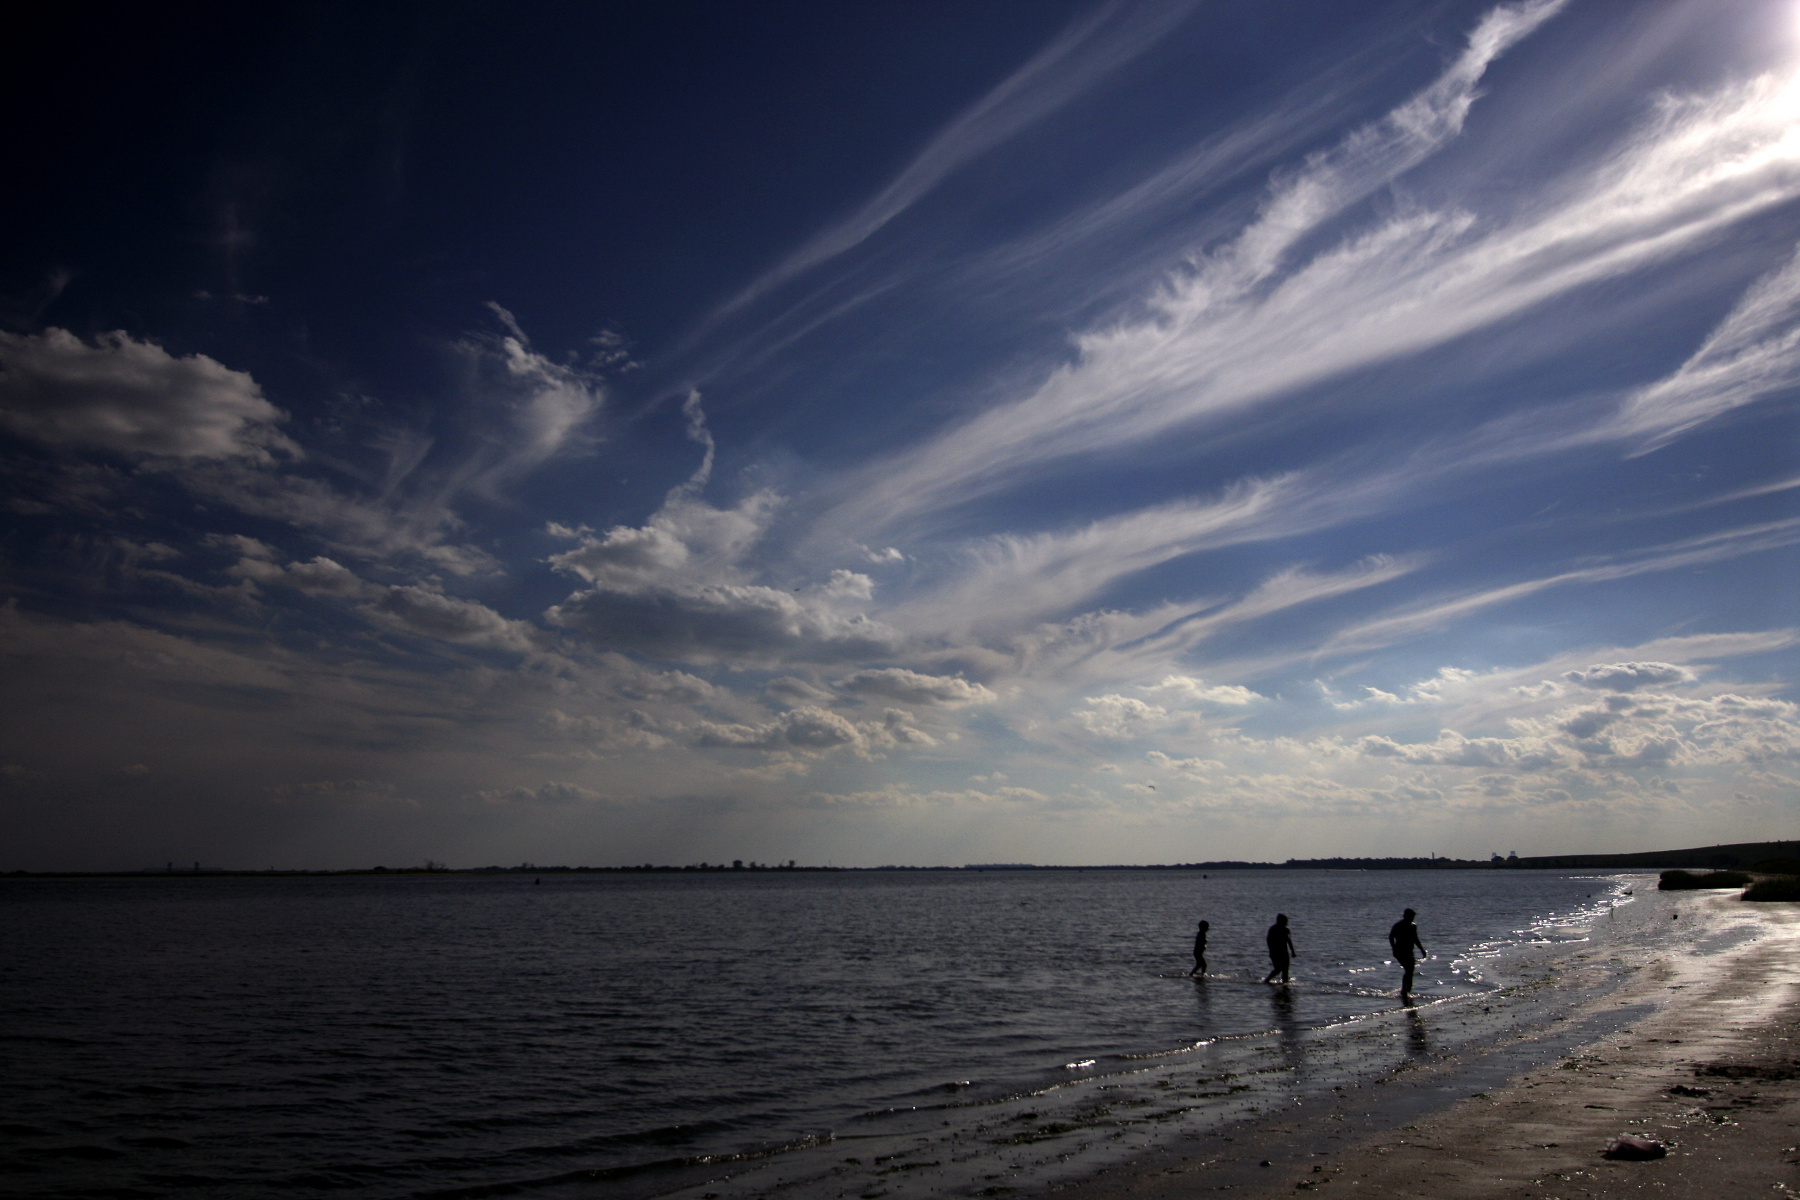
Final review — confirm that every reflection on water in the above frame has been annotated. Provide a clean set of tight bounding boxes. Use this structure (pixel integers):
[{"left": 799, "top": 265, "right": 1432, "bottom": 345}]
[
  {"left": 1189, "top": 973, "right": 1214, "bottom": 1027},
  {"left": 1406, "top": 1008, "right": 1431, "bottom": 1059},
  {"left": 1270, "top": 983, "right": 1303, "bottom": 1070}
]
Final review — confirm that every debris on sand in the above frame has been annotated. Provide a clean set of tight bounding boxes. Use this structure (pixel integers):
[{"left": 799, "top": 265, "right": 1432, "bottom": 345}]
[{"left": 1602, "top": 1135, "right": 1667, "bottom": 1160}]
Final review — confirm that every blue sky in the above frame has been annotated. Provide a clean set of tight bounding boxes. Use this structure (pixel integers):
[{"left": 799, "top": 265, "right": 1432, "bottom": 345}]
[{"left": 2, "top": 0, "right": 1796, "bottom": 869}]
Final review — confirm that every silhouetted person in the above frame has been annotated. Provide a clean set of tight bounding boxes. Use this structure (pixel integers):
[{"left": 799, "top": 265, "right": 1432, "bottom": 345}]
[
  {"left": 1263, "top": 914, "right": 1295, "bottom": 984},
  {"left": 1388, "top": 908, "right": 1428, "bottom": 999},
  {"left": 1190, "top": 920, "right": 1209, "bottom": 977}
]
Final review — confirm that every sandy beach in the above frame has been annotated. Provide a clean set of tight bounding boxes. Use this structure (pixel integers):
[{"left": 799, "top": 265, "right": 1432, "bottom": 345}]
[{"left": 1036, "top": 888, "right": 1799, "bottom": 1200}]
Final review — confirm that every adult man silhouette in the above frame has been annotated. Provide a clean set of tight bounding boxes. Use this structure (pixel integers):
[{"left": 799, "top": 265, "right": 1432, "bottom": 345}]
[
  {"left": 1388, "top": 908, "right": 1428, "bottom": 1000},
  {"left": 1263, "top": 914, "right": 1295, "bottom": 985}
]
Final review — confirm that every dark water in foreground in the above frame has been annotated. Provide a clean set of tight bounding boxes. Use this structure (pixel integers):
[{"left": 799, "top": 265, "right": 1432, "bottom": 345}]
[{"left": 1, "top": 869, "right": 1628, "bottom": 1198}]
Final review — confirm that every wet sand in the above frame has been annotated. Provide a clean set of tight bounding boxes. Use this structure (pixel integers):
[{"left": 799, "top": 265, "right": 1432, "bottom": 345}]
[{"left": 1036, "top": 890, "right": 1800, "bottom": 1200}]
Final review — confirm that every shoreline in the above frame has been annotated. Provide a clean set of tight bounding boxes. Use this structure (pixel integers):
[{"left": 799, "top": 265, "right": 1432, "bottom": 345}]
[
  {"left": 643, "top": 875, "right": 1658, "bottom": 1200},
  {"left": 1029, "top": 888, "right": 1799, "bottom": 1200}
]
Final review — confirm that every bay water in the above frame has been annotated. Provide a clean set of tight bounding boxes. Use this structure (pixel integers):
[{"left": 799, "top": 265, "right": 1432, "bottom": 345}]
[{"left": 2, "top": 869, "right": 1630, "bottom": 1197}]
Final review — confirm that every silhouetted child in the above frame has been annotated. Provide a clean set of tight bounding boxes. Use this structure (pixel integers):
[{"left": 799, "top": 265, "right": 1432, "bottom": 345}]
[
  {"left": 1388, "top": 907, "right": 1428, "bottom": 999},
  {"left": 1263, "top": 914, "right": 1295, "bottom": 984},
  {"left": 1189, "top": 920, "right": 1209, "bottom": 977}
]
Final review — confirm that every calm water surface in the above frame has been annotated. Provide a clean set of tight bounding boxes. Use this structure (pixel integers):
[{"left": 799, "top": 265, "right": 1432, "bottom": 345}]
[{"left": 1, "top": 869, "right": 1623, "bottom": 1197}]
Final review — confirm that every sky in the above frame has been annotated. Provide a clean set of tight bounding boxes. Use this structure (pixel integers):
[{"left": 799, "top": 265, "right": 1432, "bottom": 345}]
[{"left": 2, "top": 0, "right": 1797, "bottom": 871}]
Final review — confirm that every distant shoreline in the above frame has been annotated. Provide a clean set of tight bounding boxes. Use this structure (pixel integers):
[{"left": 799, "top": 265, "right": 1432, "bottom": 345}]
[{"left": 6, "top": 838, "right": 1794, "bottom": 878}]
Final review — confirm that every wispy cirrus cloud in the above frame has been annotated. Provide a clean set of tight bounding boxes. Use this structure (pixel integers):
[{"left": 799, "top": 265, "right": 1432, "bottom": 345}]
[
  {"left": 693, "top": 0, "right": 1202, "bottom": 331},
  {"left": 1311, "top": 516, "right": 1800, "bottom": 664},
  {"left": 836, "top": 6, "right": 1800, "bottom": 538},
  {"left": 1612, "top": 241, "right": 1800, "bottom": 451}
]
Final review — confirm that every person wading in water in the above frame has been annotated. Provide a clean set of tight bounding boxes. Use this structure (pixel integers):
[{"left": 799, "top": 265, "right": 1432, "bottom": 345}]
[
  {"left": 1263, "top": 914, "right": 1295, "bottom": 985},
  {"left": 1388, "top": 908, "right": 1429, "bottom": 1001},
  {"left": 1189, "top": 919, "right": 1209, "bottom": 977}
]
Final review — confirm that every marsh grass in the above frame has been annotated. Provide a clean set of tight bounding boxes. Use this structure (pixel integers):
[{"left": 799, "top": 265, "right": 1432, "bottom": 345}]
[
  {"left": 1659, "top": 870, "right": 1752, "bottom": 890},
  {"left": 1740, "top": 876, "right": 1800, "bottom": 902}
]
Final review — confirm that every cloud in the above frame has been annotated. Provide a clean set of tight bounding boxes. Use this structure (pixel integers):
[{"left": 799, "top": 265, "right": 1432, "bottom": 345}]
[
  {"left": 696, "top": 704, "right": 864, "bottom": 751},
  {"left": 1342, "top": 684, "right": 1800, "bottom": 776},
  {"left": 450, "top": 304, "right": 606, "bottom": 493},
  {"left": 1326, "top": 667, "right": 1478, "bottom": 710},
  {"left": 178, "top": 462, "right": 501, "bottom": 577},
  {"left": 693, "top": 703, "right": 936, "bottom": 757},
  {"left": 765, "top": 676, "right": 836, "bottom": 707},
  {"left": 1313, "top": 520, "right": 1800, "bottom": 664},
  {"left": 1143, "top": 675, "right": 1262, "bottom": 706},
  {"left": 103, "top": 307, "right": 603, "bottom": 579},
  {"left": 701, "top": 0, "right": 1200, "bottom": 322},
  {"left": 545, "top": 395, "right": 904, "bottom": 667},
  {"left": 833, "top": 4, "right": 1800, "bottom": 547},
  {"left": 1564, "top": 662, "right": 1698, "bottom": 692},
  {"left": 231, "top": 554, "right": 368, "bottom": 597},
  {"left": 838, "top": 1, "right": 1569, "bottom": 528},
  {"left": 0, "top": 328, "right": 297, "bottom": 461},
  {"left": 838, "top": 668, "right": 996, "bottom": 707},
  {"left": 474, "top": 780, "right": 605, "bottom": 805},
  {"left": 366, "top": 586, "right": 534, "bottom": 652},
  {"left": 546, "top": 394, "right": 780, "bottom": 595},
  {"left": 1357, "top": 730, "right": 1567, "bottom": 771},
  {"left": 232, "top": 553, "right": 533, "bottom": 651},
  {"left": 543, "top": 708, "right": 671, "bottom": 751},
  {"left": 1613, "top": 240, "right": 1800, "bottom": 452},
  {"left": 815, "top": 569, "right": 874, "bottom": 601},
  {"left": 1146, "top": 751, "right": 1224, "bottom": 777},
  {"left": 1076, "top": 694, "right": 1170, "bottom": 738},
  {"left": 548, "top": 582, "right": 901, "bottom": 666},
  {"left": 547, "top": 489, "right": 781, "bottom": 589}
]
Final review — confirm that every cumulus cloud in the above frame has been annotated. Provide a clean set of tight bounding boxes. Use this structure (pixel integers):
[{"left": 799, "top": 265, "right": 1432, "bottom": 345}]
[
  {"left": 1143, "top": 675, "right": 1262, "bottom": 706},
  {"left": 544, "top": 708, "right": 670, "bottom": 751},
  {"left": 0, "top": 328, "right": 297, "bottom": 461},
  {"left": 366, "top": 586, "right": 534, "bottom": 652},
  {"left": 1357, "top": 730, "right": 1567, "bottom": 771},
  {"left": 1076, "top": 694, "right": 1171, "bottom": 738},
  {"left": 1146, "top": 751, "right": 1224, "bottom": 777},
  {"left": 1563, "top": 662, "right": 1698, "bottom": 692},
  {"left": 766, "top": 676, "right": 836, "bottom": 707},
  {"left": 803, "top": 782, "right": 1053, "bottom": 812},
  {"left": 546, "top": 491, "right": 781, "bottom": 589},
  {"left": 694, "top": 704, "right": 935, "bottom": 756},
  {"left": 546, "top": 395, "right": 771, "bottom": 590},
  {"left": 231, "top": 554, "right": 368, "bottom": 597},
  {"left": 815, "top": 569, "right": 874, "bottom": 601},
  {"left": 1522, "top": 691, "right": 1800, "bottom": 767},
  {"left": 548, "top": 582, "right": 900, "bottom": 665},
  {"left": 1325, "top": 667, "right": 1481, "bottom": 710},
  {"left": 838, "top": 668, "right": 996, "bottom": 707},
  {"left": 1349, "top": 689, "right": 1800, "bottom": 774},
  {"left": 231, "top": 553, "right": 533, "bottom": 651},
  {"left": 543, "top": 396, "right": 903, "bottom": 666},
  {"left": 608, "top": 663, "right": 717, "bottom": 704},
  {"left": 474, "top": 780, "right": 604, "bottom": 805},
  {"left": 696, "top": 705, "right": 863, "bottom": 751}
]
